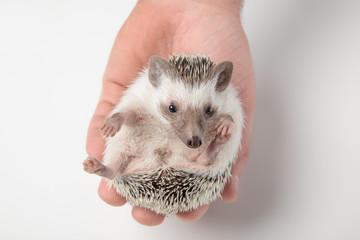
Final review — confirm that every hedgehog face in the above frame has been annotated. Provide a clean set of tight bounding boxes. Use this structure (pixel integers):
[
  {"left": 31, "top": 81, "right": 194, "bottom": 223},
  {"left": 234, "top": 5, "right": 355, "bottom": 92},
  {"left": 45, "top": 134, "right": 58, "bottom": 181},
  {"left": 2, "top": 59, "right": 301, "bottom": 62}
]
[
  {"left": 159, "top": 96, "right": 218, "bottom": 149},
  {"left": 158, "top": 74, "right": 224, "bottom": 149},
  {"left": 148, "top": 55, "right": 233, "bottom": 149}
]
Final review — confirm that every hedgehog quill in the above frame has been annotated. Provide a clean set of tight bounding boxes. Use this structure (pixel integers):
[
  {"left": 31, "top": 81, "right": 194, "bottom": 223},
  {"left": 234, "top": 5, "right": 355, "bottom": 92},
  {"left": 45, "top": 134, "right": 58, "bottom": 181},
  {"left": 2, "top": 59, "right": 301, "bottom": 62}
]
[{"left": 83, "top": 54, "right": 244, "bottom": 216}]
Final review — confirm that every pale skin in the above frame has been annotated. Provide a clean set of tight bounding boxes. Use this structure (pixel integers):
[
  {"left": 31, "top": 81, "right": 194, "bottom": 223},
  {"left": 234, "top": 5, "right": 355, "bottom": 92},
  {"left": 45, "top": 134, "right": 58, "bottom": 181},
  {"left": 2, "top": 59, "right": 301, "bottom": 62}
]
[{"left": 85, "top": 0, "right": 255, "bottom": 226}]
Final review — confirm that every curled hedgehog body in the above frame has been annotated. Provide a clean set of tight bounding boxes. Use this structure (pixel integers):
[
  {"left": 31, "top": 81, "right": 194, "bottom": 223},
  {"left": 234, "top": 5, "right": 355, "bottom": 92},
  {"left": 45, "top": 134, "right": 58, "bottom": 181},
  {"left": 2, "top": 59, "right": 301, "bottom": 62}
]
[{"left": 84, "top": 54, "right": 244, "bottom": 216}]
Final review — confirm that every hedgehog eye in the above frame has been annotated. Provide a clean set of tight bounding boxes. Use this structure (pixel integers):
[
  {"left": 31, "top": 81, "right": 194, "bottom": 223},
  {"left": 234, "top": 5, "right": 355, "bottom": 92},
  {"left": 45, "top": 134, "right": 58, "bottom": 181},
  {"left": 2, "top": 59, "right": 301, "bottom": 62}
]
[
  {"left": 205, "top": 106, "right": 213, "bottom": 115},
  {"left": 169, "top": 103, "right": 177, "bottom": 113}
]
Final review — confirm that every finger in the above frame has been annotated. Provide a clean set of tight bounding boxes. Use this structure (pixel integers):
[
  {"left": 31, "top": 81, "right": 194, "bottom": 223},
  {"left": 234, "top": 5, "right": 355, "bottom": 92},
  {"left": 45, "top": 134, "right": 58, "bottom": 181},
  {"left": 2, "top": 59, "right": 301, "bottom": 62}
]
[
  {"left": 221, "top": 176, "right": 239, "bottom": 203},
  {"left": 86, "top": 79, "right": 129, "bottom": 158},
  {"left": 221, "top": 73, "right": 255, "bottom": 200},
  {"left": 86, "top": 100, "right": 114, "bottom": 160},
  {"left": 220, "top": 101, "right": 254, "bottom": 201},
  {"left": 232, "top": 98, "right": 254, "bottom": 178},
  {"left": 176, "top": 205, "right": 209, "bottom": 222},
  {"left": 132, "top": 207, "right": 165, "bottom": 226},
  {"left": 220, "top": 146, "right": 249, "bottom": 202},
  {"left": 85, "top": 13, "right": 147, "bottom": 159},
  {"left": 98, "top": 178, "right": 127, "bottom": 206},
  {"left": 86, "top": 9, "right": 172, "bottom": 211},
  {"left": 86, "top": 31, "right": 152, "bottom": 160}
]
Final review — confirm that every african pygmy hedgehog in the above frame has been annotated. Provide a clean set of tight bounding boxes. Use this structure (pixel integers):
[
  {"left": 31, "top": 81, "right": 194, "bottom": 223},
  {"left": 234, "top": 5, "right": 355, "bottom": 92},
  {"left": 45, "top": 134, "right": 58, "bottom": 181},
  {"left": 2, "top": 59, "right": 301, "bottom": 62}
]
[{"left": 84, "top": 54, "right": 244, "bottom": 216}]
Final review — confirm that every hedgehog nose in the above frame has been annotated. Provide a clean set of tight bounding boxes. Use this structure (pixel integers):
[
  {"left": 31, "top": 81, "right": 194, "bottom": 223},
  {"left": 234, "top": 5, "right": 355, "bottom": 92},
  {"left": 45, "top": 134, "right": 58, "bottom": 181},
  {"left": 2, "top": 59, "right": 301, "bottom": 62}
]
[{"left": 187, "top": 136, "right": 202, "bottom": 148}]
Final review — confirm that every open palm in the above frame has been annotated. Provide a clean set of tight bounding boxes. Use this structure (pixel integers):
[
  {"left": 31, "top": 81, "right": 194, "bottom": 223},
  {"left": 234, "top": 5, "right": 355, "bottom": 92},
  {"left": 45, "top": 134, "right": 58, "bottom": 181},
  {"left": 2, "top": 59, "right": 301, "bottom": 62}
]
[{"left": 86, "top": 0, "right": 255, "bottom": 226}]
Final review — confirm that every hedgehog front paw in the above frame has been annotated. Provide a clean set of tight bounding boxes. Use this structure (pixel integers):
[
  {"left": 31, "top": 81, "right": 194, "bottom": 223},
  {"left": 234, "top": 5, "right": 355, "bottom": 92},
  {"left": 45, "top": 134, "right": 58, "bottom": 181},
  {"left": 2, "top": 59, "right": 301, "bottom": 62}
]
[
  {"left": 215, "top": 115, "right": 234, "bottom": 142},
  {"left": 83, "top": 156, "right": 105, "bottom": 174},
  {"left": 100, "top": 113, "right": 124, "bottom": 137}
]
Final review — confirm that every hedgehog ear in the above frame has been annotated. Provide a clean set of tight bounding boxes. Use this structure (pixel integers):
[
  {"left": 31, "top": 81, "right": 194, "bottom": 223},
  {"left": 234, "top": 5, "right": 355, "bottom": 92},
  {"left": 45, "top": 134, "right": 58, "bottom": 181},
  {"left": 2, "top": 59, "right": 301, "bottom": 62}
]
[
  {"left": 214, "top": 61, "right": 233, "bottom": 92},
  {"left": 148, "top": 56, "right": 171, "bottom": 87}
]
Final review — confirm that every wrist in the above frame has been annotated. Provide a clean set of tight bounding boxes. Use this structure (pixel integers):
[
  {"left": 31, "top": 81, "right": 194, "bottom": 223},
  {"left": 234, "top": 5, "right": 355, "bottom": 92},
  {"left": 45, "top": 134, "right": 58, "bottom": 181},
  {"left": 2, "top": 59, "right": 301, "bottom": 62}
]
[
  {"left": 138, "top": 0, "right": 243, "bottom": 16},
  {"left": 195, "top": 0, "right": 243, "bottom": 11}
]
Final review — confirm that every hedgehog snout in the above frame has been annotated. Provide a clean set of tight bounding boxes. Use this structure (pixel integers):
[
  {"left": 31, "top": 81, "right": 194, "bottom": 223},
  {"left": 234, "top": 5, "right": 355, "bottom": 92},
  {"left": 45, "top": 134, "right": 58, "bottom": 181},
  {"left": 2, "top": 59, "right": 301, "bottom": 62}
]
[{"left": 187, "top": 136, "right": 202, "bottom": 149}]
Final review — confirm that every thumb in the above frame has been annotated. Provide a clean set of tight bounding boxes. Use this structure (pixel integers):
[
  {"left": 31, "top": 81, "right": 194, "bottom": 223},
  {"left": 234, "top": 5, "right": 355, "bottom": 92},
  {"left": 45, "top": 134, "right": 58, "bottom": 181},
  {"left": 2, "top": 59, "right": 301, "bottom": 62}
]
[{"left": 221, "top": 95, "right": 255, "bottom": 202}]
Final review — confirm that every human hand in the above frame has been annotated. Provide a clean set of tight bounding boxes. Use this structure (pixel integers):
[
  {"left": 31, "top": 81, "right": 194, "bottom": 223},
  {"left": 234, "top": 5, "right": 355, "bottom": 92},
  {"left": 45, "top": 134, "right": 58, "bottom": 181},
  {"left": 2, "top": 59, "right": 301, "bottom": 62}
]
[{"left": 86, "top": 0, "right": 255, "bottom": 226}]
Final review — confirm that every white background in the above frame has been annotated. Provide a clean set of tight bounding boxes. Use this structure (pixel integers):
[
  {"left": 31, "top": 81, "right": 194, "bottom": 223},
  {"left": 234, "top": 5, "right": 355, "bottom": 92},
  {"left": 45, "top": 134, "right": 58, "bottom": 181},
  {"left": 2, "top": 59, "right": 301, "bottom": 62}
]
[{"left": 0, "top": 0, "right": 359, "bottom": 239}]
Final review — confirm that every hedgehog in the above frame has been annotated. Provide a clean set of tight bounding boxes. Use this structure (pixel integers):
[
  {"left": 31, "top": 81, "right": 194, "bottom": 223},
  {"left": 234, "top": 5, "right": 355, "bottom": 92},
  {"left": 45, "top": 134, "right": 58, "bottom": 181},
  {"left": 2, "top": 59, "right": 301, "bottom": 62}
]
[{"left": 83, "top": 54, "right": 244, "bottom": 216}]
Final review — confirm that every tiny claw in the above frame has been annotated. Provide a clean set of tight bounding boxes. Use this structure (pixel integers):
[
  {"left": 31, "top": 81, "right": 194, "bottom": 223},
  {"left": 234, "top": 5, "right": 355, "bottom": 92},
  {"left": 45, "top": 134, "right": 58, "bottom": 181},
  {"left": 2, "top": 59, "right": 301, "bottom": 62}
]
[
  {"left": 105, "top": 127, "right": 113, "bottom": 137},
  {"left": 215, "top": 115, "right": 234, "bottom": 140},
  {"left": 221, "top": 127, "right": 227, "bottom": 136},
  {"left": 102, "top": 127, "right": 109, "bottom": 137},
  {"left": 217, "top": 125, "right": 224, "bottom": 135}
]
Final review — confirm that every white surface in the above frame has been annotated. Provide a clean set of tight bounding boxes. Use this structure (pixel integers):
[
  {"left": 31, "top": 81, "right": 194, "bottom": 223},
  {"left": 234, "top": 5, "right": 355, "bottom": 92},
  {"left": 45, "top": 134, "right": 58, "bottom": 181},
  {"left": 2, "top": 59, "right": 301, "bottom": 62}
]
[{"left": 0, "top": 0, "right": 359, "bottom": 239}]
